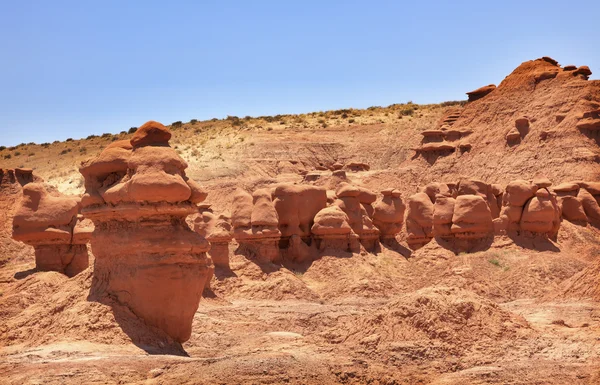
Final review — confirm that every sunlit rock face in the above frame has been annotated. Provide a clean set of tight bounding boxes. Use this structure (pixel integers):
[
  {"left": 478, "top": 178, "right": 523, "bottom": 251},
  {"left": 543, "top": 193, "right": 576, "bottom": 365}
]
[
  {"left": 12, "top": 182, "right": 91, "bottom": 277},
  {"left": 79, "top": 120, "right": 211, "bottom": 343}
]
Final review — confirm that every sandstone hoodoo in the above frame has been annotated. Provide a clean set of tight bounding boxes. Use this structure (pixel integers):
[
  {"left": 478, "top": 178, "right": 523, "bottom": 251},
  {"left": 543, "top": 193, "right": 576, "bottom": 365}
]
[
  {"left": 372, "top": 188, "right": 406, "bottom": 245},
  {"left": 232, "top": 188, "right": 282, "bottom": 264},
  {"left": 334, "top": 183, "right": 379, "bottom": 251},
  {"left": 192, "top": 205, "right": 233, "bottom": 269},
  {"left": 272, "top": 184, "right": 327, "bottom": 262},
  {"left": 79, "top": 120, "right": 211, "bottom": 343},
  {"left": 405, "top": 192, "right": 434, "bottom": 249},
  {"left": 12, "top": 182, "right": 91, "bottom": 277},
  {"left": 311, "top": 205, "right": 353, "bottom": 251}
]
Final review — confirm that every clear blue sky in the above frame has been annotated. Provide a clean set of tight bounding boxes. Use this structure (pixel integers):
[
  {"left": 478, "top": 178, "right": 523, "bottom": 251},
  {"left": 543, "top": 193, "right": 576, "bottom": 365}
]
[{"left": 1, "top": 0, "right": 599, "bottom": 146}]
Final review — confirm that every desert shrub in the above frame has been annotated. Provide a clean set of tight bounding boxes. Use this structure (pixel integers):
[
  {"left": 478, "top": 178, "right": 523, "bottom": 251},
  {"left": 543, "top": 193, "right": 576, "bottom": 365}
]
[
  {"left": 41, "top": 143, "right": 50, "bottom": 148},
  {"left": 263, "top": 116, "right": 274, "bottom": 122},
  {"left": 322, "top": 122, "right": 328, "bottom": 128},
  {"left": 14, "top": 151, "right": 21, "bottom": 156},
  {"left": 439, "top": 100, "right": 468, "bottom": 107},
  {"left": 79, "top": 147, "right": 87, "bottom": 153},
  {"left": 66, "top": 138, "right": 73, "bottom": 142},
  {"left": 86, "top": 135, "right": 98, "bottom": 140},
  {"left": 267, "top": 127, "right": 273, "bottom": 131},
  {"left": 59, "top": 148, "right": 72, "bottom": 155},
  {"left": 120, "top": 131, "right": 127, "bottom": 135},
  {"left": 318, "top": 119, "right": 326, "bottom": 124},
  {"left": 17, "top": 143, "right": 26, "bottom": 148},
  {"left": 399, "top": 107, "right": 415, "bottom": 116},
  {"left": 111, "top": 136, "right": 118, "bottom": 141},
  {"left": 128, "top": 127, "right": 138, "bottom": 134},
  {"left": 348, "top": 119, "right": 355, "bottom": 123},
  {"left": 171, "top": 121, "right": 182, "bottom": 128},
  {"left": 4, "top": 154, "right": 11, "bottom": 159},
  {"left": 52, "top": 141, "right": 60, "bottom": 144},
  {"left": 28, "top": 152, "right": 35, "bottom": 156},
  {"left": 27, "top": 142, "right": 35, "bottom": 145},
  {"left": 0, "top": 146, "right": 5, "bottom": 151},
  {"left": 244, "top": 116, "right": 252, "bottom": 121},
  {"left": 190, "top": 119, "right": 198, "bottom": 124},
  {"left": 101, "top": 133, "right": 112, "bottom": 138},
  {"left": 341, "top": 113, "right": 348, "bottom": 119}
]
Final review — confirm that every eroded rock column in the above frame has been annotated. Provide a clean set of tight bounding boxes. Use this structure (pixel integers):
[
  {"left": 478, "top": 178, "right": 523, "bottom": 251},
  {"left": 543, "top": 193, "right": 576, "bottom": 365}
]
[{"left": 79, "top": 121, "right": 210, "bottom": 343}]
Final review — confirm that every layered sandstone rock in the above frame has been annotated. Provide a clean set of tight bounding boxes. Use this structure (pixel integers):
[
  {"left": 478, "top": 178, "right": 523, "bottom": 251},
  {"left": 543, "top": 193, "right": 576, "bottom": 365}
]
[
  {"left": 405, "top": 192, "right": 434, "bottom": 249},
  {"left": 232, "top": 188, "right": 281, "bottom": 264},
  {"left": 272, "top": 184, "right": 326, "bottom": 262},
  {"left": 193, "top": 206, "right": 233, "bottom": 268},
  {"left": 311, "top": 205, "right": 353, "bottom": 251},
  {"left": 578, "top": 185, "right": 600, "bottom": 222},
  {"left": 79, "top": 120, "right": 211, "bottom": 343},
  {"left": 466, "top": 84, "right": 496, "bottom": 102},
  {"left": 520, "top": 188, "right": 560, "bottom": 235},
  {"left": 372, "top": 188, "right": 406, "bottom": 245},
  {"left": 495, "top": 179, "right": 560, "bottom": 237},
  {"left": 12, "top": 183, "right": 90, "bottom": 277},
  {"left": 335, "top": 184, "right": 379, "bottom": 252}
]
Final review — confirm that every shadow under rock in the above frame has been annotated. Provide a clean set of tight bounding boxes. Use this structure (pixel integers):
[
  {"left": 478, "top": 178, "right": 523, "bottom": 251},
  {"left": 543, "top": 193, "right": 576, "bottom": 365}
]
[
  {"left": 509, "top": 234, "right": 561, "bottom": 252},
  {"left": 87, "top": 284, "right": 189, "bottom": 357},
  {"left": 380, "top": 238, "right": 413, "bottom": 258},
  {"left": 13, "top": 267, "right": 38, "bottom": 280}
]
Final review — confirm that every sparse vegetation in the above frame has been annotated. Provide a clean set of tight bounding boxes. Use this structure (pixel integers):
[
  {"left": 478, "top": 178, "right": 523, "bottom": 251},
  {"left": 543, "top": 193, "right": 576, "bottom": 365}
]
[
  {"left": 0, "top": 146, "right": 5, "bottom": 151},
  {"left": 488, "top": 259, "right": 501, "bottom": 267},
  {"left": 66, "top": 138, "right": 73, "bottom": 142},
  {"left": 14, "top": 151, "right": 21, "bottom": 156},
  {"left": 171, "top": 121, "right": 182, "bottom": 128},
  {"left": 128, "top": 127, "right": 138, "bottom": 134},
  {"left": 4, "top": 154, "right": 11, "bottom": 159}
]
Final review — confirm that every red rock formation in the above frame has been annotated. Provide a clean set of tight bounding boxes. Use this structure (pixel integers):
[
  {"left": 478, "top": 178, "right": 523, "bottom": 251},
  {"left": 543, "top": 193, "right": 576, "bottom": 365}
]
[
  {"left": 12, "top": 183, "right": 90, "bottom": 277},
  {"left": 520, "top": 188, "right": 560, "bottom": 236},
  {"left": 405, "top": 192, "right": 434, "bottom": 249},
  {"left": 232, "top": 188, "right": 281, "bottom": 264},
  {"left": 272, "top": 184, "right": 326, "bottom": 261},
  {"left": 466, "top": 84, "right": 496, "bottom": 102},
  {"left": 79, "top": 120, "right": 210, "bottom": 343},
  {"left": 372, "top": 188, "right": 405, "bottom": 245},
  {"left": 311, "top": 205, "right": 353, "bottom": 251},
  {"left": 335, "top": 183, "right": 379, "bottom": 252},
  {"left": 193, "top": 206, "right": 232, "bottom": 268}
]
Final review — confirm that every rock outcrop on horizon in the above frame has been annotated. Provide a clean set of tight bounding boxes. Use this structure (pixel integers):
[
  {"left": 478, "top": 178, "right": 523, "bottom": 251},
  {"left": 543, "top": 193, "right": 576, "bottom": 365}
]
[{"left": 79, "top": 120, "right": 211, "bottom": 343}]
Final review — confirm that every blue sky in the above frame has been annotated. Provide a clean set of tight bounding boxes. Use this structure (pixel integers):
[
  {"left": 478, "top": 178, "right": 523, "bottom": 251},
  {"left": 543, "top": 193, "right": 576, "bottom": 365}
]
[{"left": 1, "top": 0, "right": 599, "bottom": 146}]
